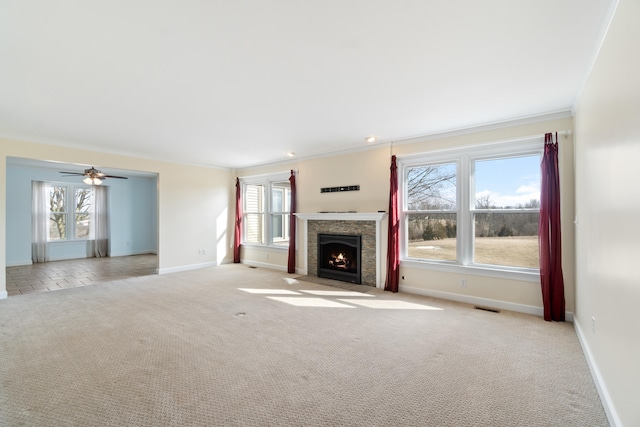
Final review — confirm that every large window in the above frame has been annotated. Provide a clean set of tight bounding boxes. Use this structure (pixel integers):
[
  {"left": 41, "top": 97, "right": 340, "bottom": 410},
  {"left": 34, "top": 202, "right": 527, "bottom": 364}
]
[
  {"left": 401, "top": 139, "right": 542, "bottom": 273},
  {"left": 242, "top": 173, "right": 291, "bottom": 247},
  {"left": 46, "top": 185, "right": 94, "bottom": 241}
]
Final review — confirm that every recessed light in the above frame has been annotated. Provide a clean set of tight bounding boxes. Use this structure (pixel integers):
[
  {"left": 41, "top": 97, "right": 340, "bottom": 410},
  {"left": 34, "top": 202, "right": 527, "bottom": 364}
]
[
  {"left": 365, "top": 136, "right": 376, "bottom": 143},
  {"left": 286, "top": 152, "right": 296, "bottom": 157}
]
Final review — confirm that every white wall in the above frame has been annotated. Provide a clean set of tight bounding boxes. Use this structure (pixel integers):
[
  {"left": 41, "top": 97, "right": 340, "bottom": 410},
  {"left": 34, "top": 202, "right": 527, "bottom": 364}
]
[
  {"left": 237, "top": 115, "right": 576, "bottom": 317},
  {"left": 1, "top": 137, "right": 234, "bottom": 297},
  {"left": 574, "top": 0, "right": 640, "bottom": 425}
]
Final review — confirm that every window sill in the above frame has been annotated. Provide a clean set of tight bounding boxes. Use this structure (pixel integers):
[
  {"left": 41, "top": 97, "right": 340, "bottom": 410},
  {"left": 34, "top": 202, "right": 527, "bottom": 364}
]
[
  {"left": 400, "top": 259, "right": 540, "bottom": 283},
  {"left": 241, "top": 243, "right": 289, "bottom": 252},
  {"left": 47, "top": 239, "right": 91, "bottom": 245}
]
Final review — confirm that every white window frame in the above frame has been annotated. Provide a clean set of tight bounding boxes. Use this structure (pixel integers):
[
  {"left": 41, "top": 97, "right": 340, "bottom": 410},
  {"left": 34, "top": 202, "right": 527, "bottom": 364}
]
[
  {"left": 240, "top": 171, "right": 291, "bottom": 249},
  {"left": 399, "top": 137, "right": 543, "bottom": 282},
  {"left": 45, "top": 182, "right": 95, "bottom": 242}
]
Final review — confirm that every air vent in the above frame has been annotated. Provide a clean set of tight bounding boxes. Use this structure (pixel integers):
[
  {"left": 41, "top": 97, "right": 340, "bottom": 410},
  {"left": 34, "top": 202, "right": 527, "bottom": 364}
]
[
  {"left": 248, "top": 266, "right": 257, "bottom": 269},
  {"left": 474, "top": 306, "right": 500, "bottom": 313}
]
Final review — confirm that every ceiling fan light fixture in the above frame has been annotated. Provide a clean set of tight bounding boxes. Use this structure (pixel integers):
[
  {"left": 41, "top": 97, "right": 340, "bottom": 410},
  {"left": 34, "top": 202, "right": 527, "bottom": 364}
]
[{"left": 83, "top": 177, "right": 102, "bottom": 185}]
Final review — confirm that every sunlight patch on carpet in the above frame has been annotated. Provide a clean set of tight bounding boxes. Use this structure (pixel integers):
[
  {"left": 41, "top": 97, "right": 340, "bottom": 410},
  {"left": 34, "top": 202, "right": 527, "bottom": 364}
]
[
  {"left": 267, "top": 297, "right": 355, "bottom": 308},
  {"left": 239, "top": 288, "right": 301, "bottom": 295},
  {"left": 299, "top": 290, "right": 374, "bottom": 297}
]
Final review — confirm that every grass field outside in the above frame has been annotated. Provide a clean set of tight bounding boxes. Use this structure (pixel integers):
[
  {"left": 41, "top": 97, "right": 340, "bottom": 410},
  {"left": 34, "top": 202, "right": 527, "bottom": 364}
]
[{"left": 408, "top": 236, "right": 539, "bottom": 268}]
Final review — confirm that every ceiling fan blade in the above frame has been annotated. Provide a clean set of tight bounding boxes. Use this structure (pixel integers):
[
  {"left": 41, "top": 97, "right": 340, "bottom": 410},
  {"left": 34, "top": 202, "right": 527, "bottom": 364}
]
[
  {"left": 103, "top": 175, "right": 128, "bottom": 179},
  {"left": 59, "top": 171, "right": 85, "bottom": 176}
]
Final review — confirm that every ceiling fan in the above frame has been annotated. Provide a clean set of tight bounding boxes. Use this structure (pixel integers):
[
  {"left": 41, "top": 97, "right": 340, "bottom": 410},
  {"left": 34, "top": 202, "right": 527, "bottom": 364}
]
[{"left": 59, "top": 166, "right": 128, "bottom": 185}]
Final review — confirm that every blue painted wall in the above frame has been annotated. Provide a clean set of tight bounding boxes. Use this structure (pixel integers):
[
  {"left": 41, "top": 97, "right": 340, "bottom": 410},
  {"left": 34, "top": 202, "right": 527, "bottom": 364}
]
[{"left": 5, "top": 162, "right": 158, "bottom": 266}]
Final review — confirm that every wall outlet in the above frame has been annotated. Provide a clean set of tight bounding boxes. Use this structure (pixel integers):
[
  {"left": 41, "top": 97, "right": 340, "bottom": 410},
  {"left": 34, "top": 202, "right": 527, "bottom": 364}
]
[
  {"left": 591, "top": 316, "right": 596, "bottom": 334},
  {"left": 460, "top": 279, "right": 467, "bottom": 288}
]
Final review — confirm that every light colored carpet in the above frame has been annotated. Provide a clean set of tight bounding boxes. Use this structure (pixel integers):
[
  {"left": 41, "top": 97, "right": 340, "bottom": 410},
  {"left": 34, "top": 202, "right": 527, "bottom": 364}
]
[{"left": 0, "top": 264, "right": 608, "bottom": 426}]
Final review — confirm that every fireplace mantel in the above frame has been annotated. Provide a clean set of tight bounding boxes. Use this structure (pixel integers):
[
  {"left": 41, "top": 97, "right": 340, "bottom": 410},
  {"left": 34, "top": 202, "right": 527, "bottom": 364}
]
[
  {"left": 295, "top": 212, "right": 387, "bottom": 288},
  {"left": 295, "top": 212, "right": 386, "bottom": 221}
]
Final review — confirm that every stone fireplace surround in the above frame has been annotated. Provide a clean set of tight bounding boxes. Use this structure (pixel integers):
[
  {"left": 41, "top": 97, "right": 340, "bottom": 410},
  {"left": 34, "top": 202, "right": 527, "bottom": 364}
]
[{"left": 294, "top": 212, "right": 387, "bottom": 287}]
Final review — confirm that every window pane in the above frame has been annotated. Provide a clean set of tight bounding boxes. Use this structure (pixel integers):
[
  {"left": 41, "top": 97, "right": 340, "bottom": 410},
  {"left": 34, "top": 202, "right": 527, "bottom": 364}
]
[
  {"left": 49, "top": 213, "right": 66, "bottom": 240},
  {"left": 406, "top": 213, "right": 457, "bottom": 261},
  {"left": 475, "top": 155, "right": 540, "bottom": 209},
  {"left": 244, "top": 213, "right": 264, "bottom": 244},
  {"left": 75, "top": 188, "right": 93, "bottom": 239},
  {"left": 407, "top": 163, "right": 456, "bottom": 210},
  {"left": 271, "top": 213, "right": 289, "bottom": 246},
  {"left": 48, "top": 187, "right": 66, "bottom": 212},
  {"left": 47, "top": 186, "right": 66, "bottom": 240},
  {"left": 75, "top": 213, "right": 91, "bottom": 238},
  {"left": 474, "top": 212, "right": 539, "bottom": 268},
  {"left": 75, "top": 188, "right": 93, "bottom": 213},
  {"left": 272, "top": 181, "right": 290, "bottom": 212},
  {"left": 244, "top": 184, "right": 264, "bottom": 213}
]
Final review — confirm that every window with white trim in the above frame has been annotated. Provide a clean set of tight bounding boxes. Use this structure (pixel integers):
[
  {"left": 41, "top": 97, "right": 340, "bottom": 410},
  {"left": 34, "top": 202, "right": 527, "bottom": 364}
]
[
  {"left": 242, "top": 173, "right": 291, "bottom": 247},
  {"left": 401, "top": 139, "right": 542, "bottom": 272},
  {"left": 46, "top": 184, "right": 94, "bottom": 241}
]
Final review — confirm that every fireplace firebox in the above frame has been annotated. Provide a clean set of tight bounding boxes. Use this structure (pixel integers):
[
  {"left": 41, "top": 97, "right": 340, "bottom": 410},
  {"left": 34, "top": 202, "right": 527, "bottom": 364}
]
[{"left": 317, "top": 233, "right": 361, "bottom": 284}]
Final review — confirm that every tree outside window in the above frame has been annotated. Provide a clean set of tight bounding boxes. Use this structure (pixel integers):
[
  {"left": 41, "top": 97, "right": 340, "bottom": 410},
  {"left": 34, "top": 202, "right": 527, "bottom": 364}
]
[
  {"left": 48, "top": 186, "right": 66, "bottom": 240},
  {"left": 406, "top": 163, "right": 457, "bottom": 262},
  {"left": 75, "top": 188, "right": 94, "bottom": 239}
]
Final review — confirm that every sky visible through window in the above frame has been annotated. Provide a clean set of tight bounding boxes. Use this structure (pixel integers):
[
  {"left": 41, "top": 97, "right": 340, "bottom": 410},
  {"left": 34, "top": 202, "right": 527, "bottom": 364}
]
[{"left": 475, "top": 155, "right": 541, "bottom": 208}]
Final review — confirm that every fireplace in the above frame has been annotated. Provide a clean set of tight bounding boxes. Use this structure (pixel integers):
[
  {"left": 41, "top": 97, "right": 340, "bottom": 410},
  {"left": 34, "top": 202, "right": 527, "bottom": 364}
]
[
  {"left": 295, "top": 212, "right": 386, "bottom": 287},
  {"left": 317, "top": 233, "right": 361, "bottom": 284}
]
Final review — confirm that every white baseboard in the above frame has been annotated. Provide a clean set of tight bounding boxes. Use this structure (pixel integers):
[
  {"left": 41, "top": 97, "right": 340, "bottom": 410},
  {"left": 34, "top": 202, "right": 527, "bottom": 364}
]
[
  {"left": 399, "top": 285, "right": 574, "bottom": 321},
  {"left": 0, "top": 290, "right": 7, "bottom": 300},
  {"left": 109, "top": 250, "right": 157, "bottom": 257},
  {"left": 574, "top": 320, "right": 621, "bottom": 427},
  {"left": 230, "top": 260, "right": 303, "bottom": 275},
  {"left": 158, "top": 261, "right": 217, "bottom": 275},
  {"left": 242, "top": 260, "right": 288, "bottom": 272},
  {"left": 6, "top": 260, "right": 33, "bottom": 267},
  {"left": 48, "top": 254, "right": 88, "bottom": 262}
]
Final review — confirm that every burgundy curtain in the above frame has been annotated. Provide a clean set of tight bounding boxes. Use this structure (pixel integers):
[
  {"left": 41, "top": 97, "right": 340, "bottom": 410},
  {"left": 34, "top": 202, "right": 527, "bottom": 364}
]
[
  {"left": 233, "top": 177, "right": 242, "bottom": 263},
  {"left": 287, "top": 170, "right": 297, "bottom": 274},
  {"left": 385, "top": 155, "right": 399, "bottom": 292},
  {"left": 539, "top": 133, "right": 565, "bottom": 321}
]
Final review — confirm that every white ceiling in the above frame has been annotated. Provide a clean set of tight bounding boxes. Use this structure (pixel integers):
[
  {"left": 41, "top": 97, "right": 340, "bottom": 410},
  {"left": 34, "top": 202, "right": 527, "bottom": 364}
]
[{"left": 0, "top": 1, "right": 615, "bottom": 169}]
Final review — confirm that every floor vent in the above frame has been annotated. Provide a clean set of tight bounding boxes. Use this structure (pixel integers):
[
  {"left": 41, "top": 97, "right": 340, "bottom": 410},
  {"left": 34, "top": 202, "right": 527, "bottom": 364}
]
[
  {"left": 248, "top": 266, "right": 257, "bottom": 269},
  {"left": 474, "top": 306, "right": 500, "bottom": 313}
]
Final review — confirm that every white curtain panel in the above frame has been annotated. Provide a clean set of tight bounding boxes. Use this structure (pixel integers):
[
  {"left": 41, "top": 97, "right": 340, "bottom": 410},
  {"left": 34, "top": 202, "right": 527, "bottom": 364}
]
[
  {"left": 31, "top": 181, "right": 48, "bottom": 263},
  {"left": 93, "top": 185, "right": 109, "bottom": 257}
]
